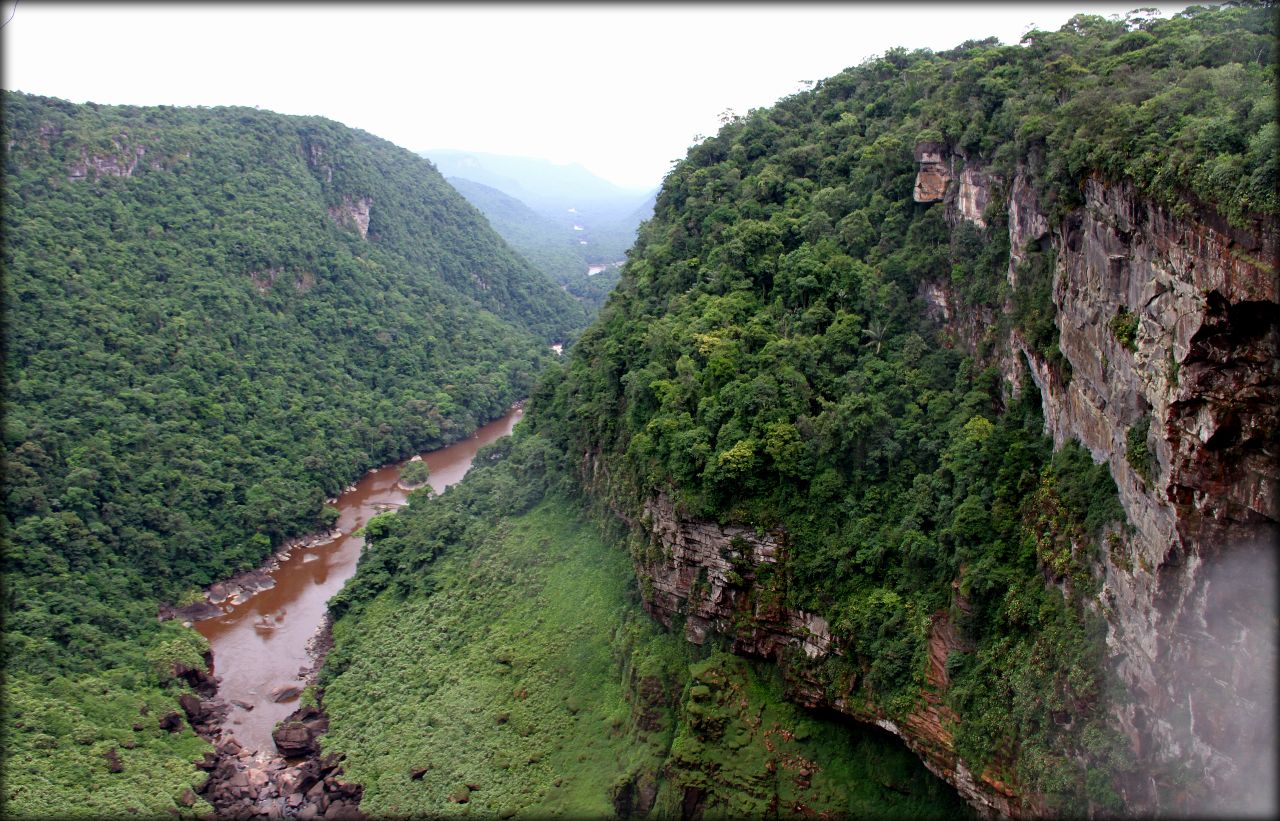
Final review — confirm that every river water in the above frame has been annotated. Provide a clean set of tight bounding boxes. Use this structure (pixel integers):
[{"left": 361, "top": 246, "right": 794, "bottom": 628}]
[{"left": 195, "top": 406, "right": 524, "bottom": 754}]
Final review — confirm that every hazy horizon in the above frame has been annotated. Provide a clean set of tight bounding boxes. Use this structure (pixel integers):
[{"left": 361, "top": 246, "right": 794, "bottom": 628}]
[{"left": 5, "top": 2, "right": 1194, "bottom": 189}]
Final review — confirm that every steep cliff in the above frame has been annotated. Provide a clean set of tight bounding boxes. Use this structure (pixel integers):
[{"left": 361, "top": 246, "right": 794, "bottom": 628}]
[
  {"left": 941, "top": 156, "right": 1278, "bottom": 811},
  {"left": 538, "top": 6, "right": 1276, "bottom": 816}
]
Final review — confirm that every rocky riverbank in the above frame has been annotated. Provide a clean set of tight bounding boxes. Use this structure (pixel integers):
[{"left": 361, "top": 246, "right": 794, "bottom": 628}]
[
  {"left": 191, "top": 618, "right": 364, "bottom": 820},
  {"left": 197, "top": 734, "right": 362, "bottom": 821},
  {"left": 159, "top": 529, "right": 346, "bottom": 627}
]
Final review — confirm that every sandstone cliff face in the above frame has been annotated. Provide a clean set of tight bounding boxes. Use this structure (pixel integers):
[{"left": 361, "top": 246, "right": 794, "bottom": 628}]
[
  {"left": 938, "top": 156, "right": 1277, "bottom": 813},
  {"left": 66, "top": 135, "right": 149, "bottom": 181},
  {"left": 328, "top": 195, "right": 373, "bottom": 240},
  {"left": 622, "top": 491, "right": 1025, "bottom": 817},
  {"left": 913, "top": 141, "right": 950, "bottom": 204},
  {"left": 606, "top": 154, "right": 1275, "bottom": 815}
]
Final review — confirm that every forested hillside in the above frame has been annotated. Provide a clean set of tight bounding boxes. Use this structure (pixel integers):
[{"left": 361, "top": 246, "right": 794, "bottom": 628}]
[
  {"left": 3, "top": 2, "right": 1274, "bottom": 818},
  {"left": 0, "top": 92, "right": 584, "bottom": 816},
  {"left": 447, "top": 176, "right": 622, "bottom": 309},
  {"left": 323, "top": 4, "right": 1274, "bottom": 817},
  {"left": 530, "top": 4, "right": 1274, "bottom": 813},
  {"left": 321, "top": 430, "right": 967, "bottom": 818}
]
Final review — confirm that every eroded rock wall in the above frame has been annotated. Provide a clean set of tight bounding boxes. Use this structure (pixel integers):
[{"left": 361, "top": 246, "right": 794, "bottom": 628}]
[
  {"left": 955, "top": 160, "right": 1278, "bottom": 814},
  {"left": 623, "top": 492, "right": 1024, "bottom": 817},
  {"left": 601, "top": 156, "right": 1275, "bottom": 815}
]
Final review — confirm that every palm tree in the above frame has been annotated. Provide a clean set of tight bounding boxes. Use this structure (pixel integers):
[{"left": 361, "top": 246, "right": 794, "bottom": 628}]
[{"left": 862, "top": 319, "right": 889, "bottom": 354}]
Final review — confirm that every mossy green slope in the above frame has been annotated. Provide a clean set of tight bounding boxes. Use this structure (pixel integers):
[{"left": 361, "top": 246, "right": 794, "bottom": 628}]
[
  {"left": 1, "top": 622, "right": 214, "bottom": 818},
  {"left": 322, "top": 434, "right": 967, "bottom": 818}
]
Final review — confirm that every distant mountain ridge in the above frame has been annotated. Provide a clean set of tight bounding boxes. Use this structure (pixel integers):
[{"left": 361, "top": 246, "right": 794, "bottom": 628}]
[
  {"left": 424, "top": 148, "right": 649, "bottom": 209},
  {"left": 427, "top": 149, "right": 656, "bottom": 308},
  {"left": 445, "top": 176, "right": 594, "bottom": 294}
]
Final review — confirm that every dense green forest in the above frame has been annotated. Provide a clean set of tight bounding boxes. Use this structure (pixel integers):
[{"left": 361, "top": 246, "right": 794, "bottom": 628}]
[
  {"left": 525, "top": 3, "right": 1271, "bottom": 812},
  {"left": 321, "top": 427, "right": 967, "bottom": 818},
  {"left": 1, "top": 92, "right": 584, "bottom": 816},
  {"left": 2, "top": 2, "right": 1273, "bottom": 817},
  {"left": 446, "top": 176, "right": 624, "bottom": 310}
]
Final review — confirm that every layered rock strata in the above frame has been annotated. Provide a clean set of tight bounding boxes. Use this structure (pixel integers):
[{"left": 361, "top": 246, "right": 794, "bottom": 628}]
[
  {"left": 913, "top": 141, "right": 950, "bottom": 203},
  {"left": 630, "top": 493, "right": 1025, "bottom": 817},
  {"left": 912, "top": 154, "right": 1276, "bottom": 813},
  {"left": 605, "top": 154, "right": 1275, "bottom": 816}
]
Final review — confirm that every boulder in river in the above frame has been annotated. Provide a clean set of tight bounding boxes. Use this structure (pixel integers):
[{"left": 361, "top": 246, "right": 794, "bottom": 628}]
[
  {"left": 274, "top": 703, "right": 328, "bottom": 757},
  {"left": 269, "top": 683, "right": 305, "bottom": 703},
  {"left": 179, "top": 693, "right": 206, "bottom": 722},
  {"left": 273, "top": 723, "right": 318, "bottom": 758}
]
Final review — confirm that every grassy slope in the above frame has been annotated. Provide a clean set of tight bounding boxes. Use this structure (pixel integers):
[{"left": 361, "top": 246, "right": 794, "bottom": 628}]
[
  {"left": 1, "top": 624, "right": 213, "bottom": 818},
  {"left": 322, "top": 490, "right": 966, "bottom": 819}
]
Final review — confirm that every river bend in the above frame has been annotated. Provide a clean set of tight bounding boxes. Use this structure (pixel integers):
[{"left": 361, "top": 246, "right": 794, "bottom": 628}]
[{"left": 195, "top": 406, "right": 524, "bottom": 753}]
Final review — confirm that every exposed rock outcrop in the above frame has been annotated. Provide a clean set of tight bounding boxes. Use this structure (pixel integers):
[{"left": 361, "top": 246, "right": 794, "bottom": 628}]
[
  {"left": 272, "top": 704, "right": 328, "bottom": 758},
  {"left": 192, "top": 618, "right": 364, "bottom": 820},
  {"left": 628, "top": 492, "right": 1025, "bottom": 816},
  {"left": 941, "top": 155, "right": 1277, "bottom": 813},
  {"left": 200, "top": 739, "right": 362, "bottom": 821},
  {"left": 328, "top": 195, "right": 373, "bottom": 240},
  {"left": 67, "top": 138, "right": 147, "bottom": 181},
  {"left": 248, "top": 268, "right": 317, "bottom": 295},
  {"left": 913, "top": 141, "right": 950, "bottom": 203},
  {"left": 601, "top": 148, "right": 1275, "bottom": 816}
]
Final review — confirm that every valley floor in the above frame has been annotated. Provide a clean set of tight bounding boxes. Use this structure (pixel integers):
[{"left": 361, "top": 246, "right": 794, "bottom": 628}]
[{"left": 320, "top": 489, "right": 968, "bottom": 819}]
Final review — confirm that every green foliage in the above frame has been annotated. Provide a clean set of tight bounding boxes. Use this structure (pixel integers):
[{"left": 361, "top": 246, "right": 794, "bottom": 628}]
[
  {"left": 398, "top": 459, "right": 430, "bottom": 488},
  {"left": 1, "top": 91, "right": 585, "bottom": 808},
  {"left": 2, "top": 662, "right": 213, "bottom": 818},
  {"left": 142, "top": 622, "right": 210, "bottom": 681},
  {"left": 510, "top": 5, "right": 1274, "bottom": 808},
  {"left": 1011, "top": 243, "right": 1070, "bottom": 379},
  {"left": 5, "top": 4, "right": 1269, "bottom": 813},
  {"left": 322, "top": 436, "right": 966, "bottom": 818},
  {"left": 656, "top": 652, "right": 965, "bottom": 819},
  {"left": 1125, "top": 418, "right": 1154, "bottom": 483},
  {"left": 1109, "top": 308, "right": 1140, "bottom": 351}
]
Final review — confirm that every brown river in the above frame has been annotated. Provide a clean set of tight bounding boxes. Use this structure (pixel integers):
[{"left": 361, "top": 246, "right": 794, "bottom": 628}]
[{"left": 195, "top": 406, "right": 524, "bottom": 754}]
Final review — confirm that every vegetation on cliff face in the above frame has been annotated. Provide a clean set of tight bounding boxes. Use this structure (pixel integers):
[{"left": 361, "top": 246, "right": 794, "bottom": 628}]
[
  {"left": 1, "top": 92, "right": 584, "bottom": 815},
  {"left": 4, "top": 4, "right": 1271, "bottom": 817},
  {"left": 322, "top": 430, "right": 966, "bottom": 818},
  {"left": 521, "top": 4, "right": 1271, "bottom": 810}
]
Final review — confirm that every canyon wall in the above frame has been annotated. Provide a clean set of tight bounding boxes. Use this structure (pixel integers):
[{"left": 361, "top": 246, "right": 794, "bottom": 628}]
[
  {"left": 622, "top": 490, "right": 1030, "bottom": 817},
  {"left": 940, "top": 151, "right": 1277, "bottom": 812},
  {"left": 590, "top": 154, "right": 1276, "bottom": 816}
]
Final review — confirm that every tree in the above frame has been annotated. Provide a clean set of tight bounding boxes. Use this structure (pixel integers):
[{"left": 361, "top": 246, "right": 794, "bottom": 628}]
[{"left": 399, "top": 459, "right": 430, "bottom": 488}]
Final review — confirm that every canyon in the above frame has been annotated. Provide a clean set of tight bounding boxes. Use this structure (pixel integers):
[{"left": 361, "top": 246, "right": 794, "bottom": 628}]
[
  {"left": 170, "top": 408, "right": 524, "bottom": 820},
  {"left": 573, "top": 146, "right": 1276, "bottom": 816}
]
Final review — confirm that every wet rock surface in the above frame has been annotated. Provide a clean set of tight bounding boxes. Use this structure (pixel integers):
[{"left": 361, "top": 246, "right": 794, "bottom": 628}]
[
  {"left": 200, "top": 738, "right": 362, "bottom": 821},
  {"left": 906, "top": 155, "right": 1276, "bottom": 815},
  {"left": 624, "top": 489, "right": 1026, "bottom": 817},
  {"left": 192, "top": 619, "right": 363, "bottom": 820}
]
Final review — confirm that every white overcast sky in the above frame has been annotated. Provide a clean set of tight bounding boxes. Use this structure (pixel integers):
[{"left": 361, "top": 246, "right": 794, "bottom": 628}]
[{"left": 4, "top": 2, "right": 1192, "bottom": 190}]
